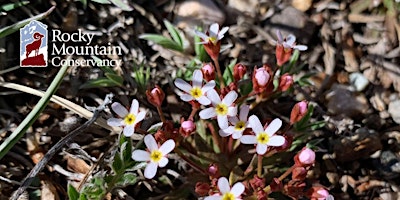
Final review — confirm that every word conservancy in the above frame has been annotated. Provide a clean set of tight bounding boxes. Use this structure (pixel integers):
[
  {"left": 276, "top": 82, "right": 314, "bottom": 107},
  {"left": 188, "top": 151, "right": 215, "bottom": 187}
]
[
  {"left": 51, "top": 30, "right": 122, "bottom": 67},
  {"left": 20, "top": 20, "right": 122, "bottom": 67}
]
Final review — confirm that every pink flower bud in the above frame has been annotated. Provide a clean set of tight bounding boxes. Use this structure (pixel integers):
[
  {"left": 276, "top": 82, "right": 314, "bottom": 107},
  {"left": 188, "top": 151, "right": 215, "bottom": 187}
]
[
  {"left": 298, "top": 147, "right": 316, "bottom": 165},
  {"left": 195, "top": 182, "right": 210, "bottom": 196},
  {"left": 208, "top": 163, "right": 220, "bottom": 178},
  {"left": 202, "top": 63, "right": 215, "bottom": 82},
  {"left": 179, "top": 120, "right": 196, "bottom": 136},
  {"left": 290, "top": 101, "right": 308, "bottom": 124},
  {"left": 279, "top": 73, "right": 294, "bottom": 92},
  {"left": 146, "top": 85, "right": 165, "bottom": 107},
  {"left": 233, "top": 63, "right": 247, "bottom": 81},
  {"left": 255, "top": 68, "right": 270, "bottom": 86}
]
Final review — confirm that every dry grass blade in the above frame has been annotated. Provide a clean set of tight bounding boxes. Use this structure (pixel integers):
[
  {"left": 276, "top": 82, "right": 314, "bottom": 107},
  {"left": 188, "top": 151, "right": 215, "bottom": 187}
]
[{"left": 0, "top": 82, "right": 120, "bottom": 133}]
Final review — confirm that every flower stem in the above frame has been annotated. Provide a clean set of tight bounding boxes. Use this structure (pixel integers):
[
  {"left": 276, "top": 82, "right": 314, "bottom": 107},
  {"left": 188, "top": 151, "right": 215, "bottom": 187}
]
[
  {"left": 156, "top": 106, "right": 166, "bottom": 124},
  {"left": 174, "top": 148, "right": 208, "bottom": 175},
  {"left": 212, "top": 57, "right": 225, "bottom": 89},
  {"left": 207, "top": 122, "right": 221, "bottom": 153},
  {"left": 227, "top": 136, "right": 234, "bottom": 154},
  {"left": 257, "top": 155, "right": 263, "bottom": 177},
  {"left": 189, "top": 106, "right": 199, "bottom": 121},
  {"left": 263, "top": 165, "right": 295, "bottom": 193}
]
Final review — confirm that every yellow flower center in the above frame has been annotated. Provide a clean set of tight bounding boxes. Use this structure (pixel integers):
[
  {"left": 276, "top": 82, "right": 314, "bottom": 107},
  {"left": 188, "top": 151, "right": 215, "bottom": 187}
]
[
  {"left": 215, "top": 103, "right": 228, "bottom": 115},
  {"left": 150, "top": 150, "right": 163, "bottom": 162},
  {"left": 190, "top": 87, "right": 202, "bottom": 99},
  {"left": 209, "top": 36, "right": 218, "bottom": 45},
  {"left": 222, "top": 192, "right": 235, "bottom": 200},
  {"left": 124, "top": 114, "right": 136, "bottom": 125},
  {"left": 256, "top": 132, "right": 270, "bottom": 144},
  {"left": 234, "top": 121, "right": 246, "bottom": 131}
]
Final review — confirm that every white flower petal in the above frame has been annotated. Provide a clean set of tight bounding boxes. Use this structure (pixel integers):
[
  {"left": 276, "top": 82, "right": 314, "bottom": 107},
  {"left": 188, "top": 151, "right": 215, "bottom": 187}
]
[
  {"left": 132, "top": 150, "right": 150, "bottom": 161},
  {"left": 144, "top": 162, "right": 158, "bottom": 179},
  {"left": 240, "top": 135, "right": 257, "bottom": 144},
  {"left": 219, "top": 127, "right": 234, "bottom": 137},
  {"left": 276, "top": 30, "right": 283, "bottom": 43},
  {"left": 217, "top": 177, "right": 230, "bottom": 194},
  {"left": 174, "top": 78, "right": 192, "bottom": 93},
  {"left": 222, "top": 91, "right": 238, "bottom": 105},
  {"left": 107, "top": 118, "right": 123, "bottom": 127},
  {"left": 209, "top": 23, "right": 219, "bottom": 37},
  {"left": 217, "top": 115, "right": 229, "bottom": 129},
  {"left": 202, "top": 80, "right": 216, "bottom": 93},
  {"left": 194, "top": 30, "right": 210, "bottom": 41},
  {"left": 286, "top": 34, "right": 296, "bottom": 46},
  {"left": 130, "top": 99, "right": 139, "bottom": 115},
  {"left": 158, "top": 157, "right": 169, "bottom": 167},
  {"left": 231, "top": 182, "right": 245, "bottom": 197},
  {"left": 136, "top": 111, "right": 146, "bottom": 123},
  {"left": 206, "top": 89, "right": 221, "bottom": 105},
  {"left": 192, "top": 69, "right": 203, "bottom": 88},
  {"left": 227, "top": 106, "right": 237, "bottom": 117},
  {"left": 217, "top": 27, "right": 229, "bottom": 40},
  {"left": 123, "top": 125, "right": 135, "bottom": 137},
  {"left": 256, "top": 144, "right": 268, "bottom": 155},
  {"left": 204, "top": 196, "right": 221, "bottom": 200},
  {"left": 197, "top": 96, "right": 211, "bottom": 106},
  {"left": 239, "top": 105, "right": 250, "bottom": 121},
  {"left": 293, "top": 45, "right": 308, "bottom": 51},
  {"left": 144, "top": 134, "right": 158, "bottom": 151},
  {"left": 267, "top": 135, "right": 285, "bottom": 146},
  {"left": 159, "top": 139, "right": 175, "bottom": 154},
  {"left": 248, "top": 115, "right": 264, "bottom": 134},
  {"left": 199, "top": 107, "right": 217, "bottom": 119},
  {"left": 232, "top": 130, "right": 243, "bottom": 139},
  {"left": 265, "top": 118, "right": 282, "bottom": 136},
  {"left": 111, "top": 102, "right": 128, "bottom": 118},
  {"left": 228, "top": 116, "right": 239, "bottom": 124},
  {"left": 180, "top": 94, "right": 194, "bottom": 102}
]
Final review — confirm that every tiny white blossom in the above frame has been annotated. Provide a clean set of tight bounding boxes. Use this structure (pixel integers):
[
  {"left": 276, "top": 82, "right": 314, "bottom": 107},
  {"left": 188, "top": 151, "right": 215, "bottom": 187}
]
[
  {"left": 131, "top": 134, "right": 175, "bottom": 179},
  {"left": 174, "top": 69, "right": 215, "bottom": 105},
  {"left": 199, "top": 89, "right": 238, "bottom": 129},
  {"left": 276, "top": 30, "right": 308, "bottom": 51},
  {"left": 240, "top": 115, "right": 285, "bottom": 155},
  {"left": 107, "top": 99, "right": 147, "bottom": 137},
  {"left": 194, "top": 23, "right": 229, "bottom": 45},
  {"left": 219, "top": 104, "right": 250, "bottom": 139},
  {"left": 204, "top": 177, "right": 245, "bottom": 200}
]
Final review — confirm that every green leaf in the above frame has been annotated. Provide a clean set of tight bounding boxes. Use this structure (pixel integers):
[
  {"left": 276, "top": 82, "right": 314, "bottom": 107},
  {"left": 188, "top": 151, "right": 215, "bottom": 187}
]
[
  {"left": 114, "top": 173, "right": 137, "bottom": 187},
  {"left": 147, "top": 122, "right": 163, "bottom": 133},
  {"left": 68, "top": 184, "right": 80, "bottom": 200},
  {"left": 79, "top": 0, "right": 87, "bottom": 9},
  {"left": 109, "top": 0, "right": 133, "bottom": 11},
  {"left": 112, "top": 153, "right": 123, "bottom": 173},
  {"left": 163, "top": 20, "right": 183, "bottom": 47},
  {"left": 223, "top": 59, "right": 237, "bottom": 85},
  {"left": 140, "top": 34, "right": 184, "bottom": 52},
  {"left": 0, "top": 1, "right": 29, "bottom": 12},
  {"left": 120, "top": 140, "right": 133, "bottom": 163},
  {"left": 0, "top": 6, "right": 55, "bottom": 38},
  {"left": 80, "top": 78, "right": 121, "bottom": 89},
  {"left": 104, "top": 73, "right": 123, "bottom": 85}
]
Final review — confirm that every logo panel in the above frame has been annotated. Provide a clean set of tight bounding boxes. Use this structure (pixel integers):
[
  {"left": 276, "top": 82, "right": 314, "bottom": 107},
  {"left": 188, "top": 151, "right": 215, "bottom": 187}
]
[{"left": 20, "top": 20, "right": 48, "bottom": 67}]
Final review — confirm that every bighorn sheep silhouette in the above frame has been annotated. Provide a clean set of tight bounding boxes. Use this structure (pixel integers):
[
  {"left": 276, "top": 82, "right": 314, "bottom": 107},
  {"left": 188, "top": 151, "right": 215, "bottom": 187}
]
[{"left": 25, "top": 32, "right": 44, "bottom": 58}]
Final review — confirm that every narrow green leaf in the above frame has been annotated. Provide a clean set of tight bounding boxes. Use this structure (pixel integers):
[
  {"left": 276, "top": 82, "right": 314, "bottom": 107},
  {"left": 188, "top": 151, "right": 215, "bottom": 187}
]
[
  {"left": 0, "top": 56, "right": 68, "bottom": 160},
  {"left": 139, "top": 34, "right": 184, "bottom": 52},
  {"left": 223, "top": 59, "right": 237, "bottom": 85},
  {"left": 68, "top": 184, "right": 80, "bottom": 200},
  {"left": 104, "top": 73, "right": 123, "bottom": 85},
  {"left": 109, "top": 0, "right": 133, "bottom": 11},
  {"left": 0, "top": 6, "right": 55, "bottom": 38},
  {"left": 163, "top": 20, "right": 183, "bottom": 47},
  {"left": 80, "top": 78, "right": 121, "bottom": 89},
  {"left": 0, "top": 1, "right": 29, "bottom": 12}
]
